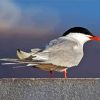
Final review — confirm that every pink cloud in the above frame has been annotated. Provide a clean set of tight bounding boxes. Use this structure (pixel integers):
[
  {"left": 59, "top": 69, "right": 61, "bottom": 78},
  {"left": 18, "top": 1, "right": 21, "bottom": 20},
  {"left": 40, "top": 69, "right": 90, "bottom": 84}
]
[
  {"left": 0, "top": 1, "right": 61, "bottom": 36},
  {"left": 0, "top": 0, "right": 21, "bottom": 31}
]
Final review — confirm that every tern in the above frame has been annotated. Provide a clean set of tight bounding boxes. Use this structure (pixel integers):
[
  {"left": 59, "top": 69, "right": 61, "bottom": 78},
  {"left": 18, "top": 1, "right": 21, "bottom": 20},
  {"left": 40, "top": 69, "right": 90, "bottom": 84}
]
[{"left": 1, "top": 27, "right": 100, "bottom": 78}]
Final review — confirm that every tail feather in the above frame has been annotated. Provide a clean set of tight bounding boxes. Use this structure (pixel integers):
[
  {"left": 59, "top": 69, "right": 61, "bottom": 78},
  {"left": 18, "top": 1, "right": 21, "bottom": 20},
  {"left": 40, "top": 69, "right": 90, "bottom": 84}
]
[
  {"left": 0, "top": 58, "right": 47, "bottom": 64},
  {"left": 0, "top": 49, "right": 49, "bottom": 70},
  {"left": 1, "top": 62, "right": 19, "bottom": 65},
  {"left": 26, "top": 64, "right": 38, "bottom": 66},
  {"left": 17, "top": 49, "right": 32, "bottom": 60}
]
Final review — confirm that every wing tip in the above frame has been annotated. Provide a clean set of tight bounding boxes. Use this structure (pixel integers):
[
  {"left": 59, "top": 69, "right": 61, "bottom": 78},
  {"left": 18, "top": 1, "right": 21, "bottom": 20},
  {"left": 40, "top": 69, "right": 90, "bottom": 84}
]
[{"left": 17, "top": 49, "right": 21, "bottom": 52}]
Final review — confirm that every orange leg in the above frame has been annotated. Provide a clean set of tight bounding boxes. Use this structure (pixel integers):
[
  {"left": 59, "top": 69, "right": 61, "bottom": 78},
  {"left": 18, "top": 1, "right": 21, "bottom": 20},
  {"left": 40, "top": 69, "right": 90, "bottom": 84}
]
[{"left": 64, "top": 69, "right": 67, "bottom": 78}]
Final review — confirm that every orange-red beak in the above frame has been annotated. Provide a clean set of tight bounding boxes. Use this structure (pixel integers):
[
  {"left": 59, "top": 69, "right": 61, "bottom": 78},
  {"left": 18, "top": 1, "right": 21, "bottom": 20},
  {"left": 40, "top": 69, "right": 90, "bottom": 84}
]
[{"left": 89, "top": 36, "right": 100, "bottom": 41}]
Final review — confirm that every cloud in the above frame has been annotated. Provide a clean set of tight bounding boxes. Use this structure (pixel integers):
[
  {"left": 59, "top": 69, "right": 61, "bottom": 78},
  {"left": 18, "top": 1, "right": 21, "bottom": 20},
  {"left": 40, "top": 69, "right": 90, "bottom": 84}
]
[
  {"left": 12, "top": 6, "right": 61, "bottom": 36},
  {"left": 0, "top": 0, "right": 21, "bottom": 31},
  {"left": 0, "top": 1, "right": 61, "bottom": 36}
]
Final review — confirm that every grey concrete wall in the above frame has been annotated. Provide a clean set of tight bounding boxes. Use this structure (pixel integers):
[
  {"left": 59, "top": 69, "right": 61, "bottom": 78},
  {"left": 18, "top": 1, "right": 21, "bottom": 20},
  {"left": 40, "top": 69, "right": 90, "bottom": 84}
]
[{"left": 0, "top": 78, "right": 100, "bottom": 100}]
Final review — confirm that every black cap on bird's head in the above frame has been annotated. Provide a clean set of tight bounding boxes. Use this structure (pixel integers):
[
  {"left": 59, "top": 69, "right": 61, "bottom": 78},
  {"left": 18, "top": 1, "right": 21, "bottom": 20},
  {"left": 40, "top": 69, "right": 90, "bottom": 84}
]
[
  {"left": 63, "top": 27, "right": 95, "bottom": 36},
  {"left": 63, "top": 27, "right": 100, "bottom": 41}
]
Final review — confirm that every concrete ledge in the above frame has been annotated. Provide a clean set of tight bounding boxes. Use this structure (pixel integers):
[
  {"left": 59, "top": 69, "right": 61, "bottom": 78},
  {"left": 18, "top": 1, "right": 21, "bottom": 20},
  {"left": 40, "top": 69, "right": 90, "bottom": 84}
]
[{"left": 0, "top": 78, "right": 100, "bottom": 100}]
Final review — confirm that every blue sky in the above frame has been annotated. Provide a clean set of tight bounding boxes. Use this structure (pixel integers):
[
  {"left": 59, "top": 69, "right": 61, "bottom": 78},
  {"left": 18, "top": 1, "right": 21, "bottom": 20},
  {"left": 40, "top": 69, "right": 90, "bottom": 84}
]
[
  {"left": 0, "top": 0, "right": 100, "bottom": 36},
  {"left": 14, "top": 0, "right": 100, "bottom": 22}
]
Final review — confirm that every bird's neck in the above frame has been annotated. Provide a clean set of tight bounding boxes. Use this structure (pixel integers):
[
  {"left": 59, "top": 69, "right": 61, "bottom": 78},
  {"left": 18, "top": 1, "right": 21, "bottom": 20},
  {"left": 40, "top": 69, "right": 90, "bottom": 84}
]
[{"left": 67, "top": 33, "right": 90, "bottom": 46}]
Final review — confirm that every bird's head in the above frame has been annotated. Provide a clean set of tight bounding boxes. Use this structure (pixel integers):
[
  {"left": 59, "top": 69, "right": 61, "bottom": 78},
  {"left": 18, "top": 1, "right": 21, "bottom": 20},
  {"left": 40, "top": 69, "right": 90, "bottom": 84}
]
[{"left": 63, "top": 27, "right": 100, "bottom": 44}]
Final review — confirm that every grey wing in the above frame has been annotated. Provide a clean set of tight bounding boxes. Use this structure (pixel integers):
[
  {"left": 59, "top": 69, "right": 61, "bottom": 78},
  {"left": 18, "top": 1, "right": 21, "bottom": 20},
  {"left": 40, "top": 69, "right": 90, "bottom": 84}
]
[
  {"left": 0, "top": 58, "right": 67, "bottom": 71},
  {"left": 46, "top": 37, "right": 66, "bottom": 48},
  {"left": 0, "top": 58, "right": 50, "bottom": 68},
  {"left": 1, "top": 37, "right": 66, "bottom": 66},
  {"left": 0, "top": 58, "right": 54, "bottom": 71},
  {"left": 45, "top": 38, "right": 83, "bottom": 67},
  {"left": 32, "top": 37, "right": 66, "bottom": 61}
]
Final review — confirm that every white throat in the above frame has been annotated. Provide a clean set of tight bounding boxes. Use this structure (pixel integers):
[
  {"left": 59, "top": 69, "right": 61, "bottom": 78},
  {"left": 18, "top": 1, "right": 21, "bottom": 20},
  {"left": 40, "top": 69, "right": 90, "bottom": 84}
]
[{"left": 67, "top": 33, "right": 90, "bottom": 45}]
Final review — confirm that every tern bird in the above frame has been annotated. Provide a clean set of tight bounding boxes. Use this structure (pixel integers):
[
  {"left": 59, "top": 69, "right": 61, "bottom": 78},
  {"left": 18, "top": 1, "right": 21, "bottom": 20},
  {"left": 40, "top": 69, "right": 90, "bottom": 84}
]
[{"left": 1, "top": 27, "right": 100, "bottom": 78}]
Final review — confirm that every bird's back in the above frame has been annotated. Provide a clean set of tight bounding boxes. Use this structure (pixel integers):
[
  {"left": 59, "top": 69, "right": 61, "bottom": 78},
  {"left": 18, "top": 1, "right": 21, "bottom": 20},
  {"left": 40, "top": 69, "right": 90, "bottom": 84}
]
[{"left": 45, "top": 37, "right": 84, "bottom": 67}]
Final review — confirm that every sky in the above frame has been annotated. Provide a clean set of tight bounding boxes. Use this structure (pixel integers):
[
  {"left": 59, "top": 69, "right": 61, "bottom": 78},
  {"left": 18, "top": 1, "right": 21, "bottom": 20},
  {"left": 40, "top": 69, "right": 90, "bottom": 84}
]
[{"left": 0, "top": 0, "right": 100, "bottom": 78}]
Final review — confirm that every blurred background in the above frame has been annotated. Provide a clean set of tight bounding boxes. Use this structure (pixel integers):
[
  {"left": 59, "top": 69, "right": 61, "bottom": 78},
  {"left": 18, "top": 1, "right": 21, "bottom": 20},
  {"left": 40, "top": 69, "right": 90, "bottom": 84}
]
[{"left": 0, "top": 0, "right": 100, "bottom": 78}]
